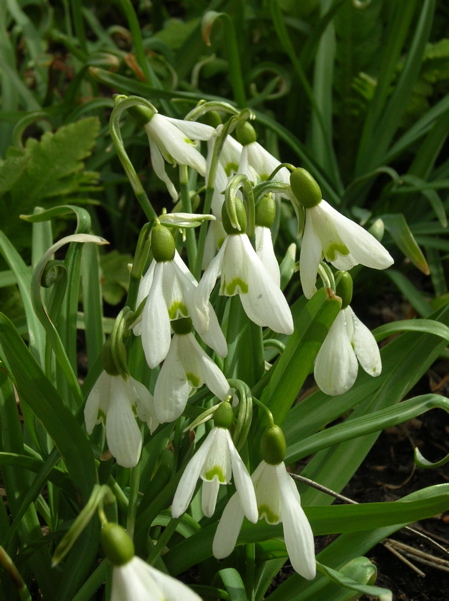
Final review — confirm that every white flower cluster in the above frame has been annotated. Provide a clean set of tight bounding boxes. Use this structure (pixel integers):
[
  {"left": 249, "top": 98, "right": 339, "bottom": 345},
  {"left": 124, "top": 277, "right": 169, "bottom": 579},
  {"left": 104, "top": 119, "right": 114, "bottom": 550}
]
[{"left": 84, "top": 105, "right": 395, "bottom": 596}]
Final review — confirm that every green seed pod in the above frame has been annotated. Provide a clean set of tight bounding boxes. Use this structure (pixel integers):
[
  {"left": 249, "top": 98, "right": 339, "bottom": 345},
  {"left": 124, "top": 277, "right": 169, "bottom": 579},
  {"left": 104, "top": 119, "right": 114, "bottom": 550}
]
[
  {"left": 127, "top": 104, "right": 155, "bottom": 127},
  {"left": 236, "top": 121, "right": 257, "bottom": 146},
  {"left": 335, "top": 271, "right": 353, "bottom": 309},
  {"left": 101, "top": 339, "right": 121, "bottom": 376},
  {"left": 101, "top": 523, "right": 135, "bottom": 566},
  {"left": 260, "top": 425, "right": 286, "bottom": 465},
  {"left": 213, "top": 401, "right": 233, "bottom": 429},
  {"left": 222, "top": 197, "right": 248, "bottom": 235},
  {"left": 290, "top": 168, "right": 322, "bottom": 209},
  {"left": 151, "top": 224, "right": 176, "bottom": 262},
  {"left": 256, "top": 194, "right": 276, "bottom": 228},
  {"left": 171, "top": 317, "right": 193, "bottom": 335}
]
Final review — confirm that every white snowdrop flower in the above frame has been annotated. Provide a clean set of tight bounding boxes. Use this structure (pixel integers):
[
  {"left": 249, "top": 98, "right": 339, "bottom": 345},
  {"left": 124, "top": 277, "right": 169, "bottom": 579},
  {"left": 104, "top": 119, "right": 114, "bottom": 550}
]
[
  {"left": 314, "top": 305, "right": 382, "bottom": 396},
  {"left": 102, "top": 522, "right": 202, "bottom": 601},
  {"left": 290, "top": 168, "right": 393, "bottom": 299},
  {"left": 84, "top": 371, "right": 157, "bottom": 468},
  {"left": 153, "top": 320, "right": 231, "bottom": 423},
  {"left": 143, "top": 111, "right": 216, "bottom": 200},
  {"left": 172, "top": 403, "right": 257, "bottom": 520},
  {"left": 172, "top": 428, "right": 257, "bottom": 520},
  {"left": 255, "top": 225, "right": 280, "bottom": 286},
  {"left": 195, "top": 198, "right": 293, "bottom": 335},
  {"left": 132, "top": 224, "right": 227, "bottom": 368},
  {"left": 213, "top": 459, "right": 316, "bottom": 580}
]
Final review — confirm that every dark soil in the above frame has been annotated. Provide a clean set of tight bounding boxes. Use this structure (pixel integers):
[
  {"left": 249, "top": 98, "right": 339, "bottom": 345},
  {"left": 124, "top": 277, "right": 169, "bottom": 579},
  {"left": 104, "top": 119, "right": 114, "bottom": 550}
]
[{"left": 342, "top": 358, "right": 449, "bottom": 601}]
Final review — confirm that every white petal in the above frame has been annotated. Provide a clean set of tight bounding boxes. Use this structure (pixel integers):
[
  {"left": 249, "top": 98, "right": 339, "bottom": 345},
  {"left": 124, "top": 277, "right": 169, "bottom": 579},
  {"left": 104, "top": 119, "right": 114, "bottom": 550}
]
[
  {"left": 112, "top": 560, "right": 161, "bottom": 601},
  {"left": 240, "top": 236, "right": 293, "bottom": 334},
  {"left": 106, "top": 377, "right": 142, "bottom": 468},
  {"left": 148, "top": 138, "right": 179, "bottom": 200},
  {"left": 194, "top": 243, "right": 225, "bottom": 333},
  {"left": 226, "top": 431, "right": 258, "bottom": 523},
  {"left": 201, "top": 478, "right": 221, "bottom": 517},
  {"left": 141, "top": 264, "right": 171, "bottom": 368},
  {"left": 278, "top": 465, "right": 316, "bottom": 580},
  {"left": 194, "top": 341, "right": 230, "bottom": 400},
  {"left": 84, "top": 371, "right": 110, "bottom": 433},
  {"left": 196, "top": 305, "right": 228, "bottom": 358},
  {"left": 135, "top": 260, "right": 156, "bottom": 309},
  {"left": 253, "top": 461, "right": 282, "bottom": 524},
  {"left": 255, "top": 226, "right": 281, "bottom": 286},
  {"left": 220, "top": 235, "right": 248, "bottom": 295},
  {"left": 247, "top": 142, "right": 289, "bottom": 184},
  {"left": 300, "top": 212, "right": 323, "bottom": 299},
  {"left": 145, "top": 561, "right": 202, "bottom": 600},
  {"left": 314, "top": 311, "right": 358, "bottom": 396},
  {"left": 320, "top": 201, "right": 394, "bottom": 270},
  {"left": 212, "top": 492, "right": 245, "bottom": 559},
  {"left": 166, "top": 117, "right": 216, "bottom": 141},
  {"left": 130, "top": 377, "right": 160, "bottom": 434},
  {"left": 348, "top": 307, "right": 382, "bottom": 377},
  {"left": 171, "top": 430, "right": 216, "bottom": 518},
  {"left": 153, "top": 337, "right": 190, "bottom": 423}
]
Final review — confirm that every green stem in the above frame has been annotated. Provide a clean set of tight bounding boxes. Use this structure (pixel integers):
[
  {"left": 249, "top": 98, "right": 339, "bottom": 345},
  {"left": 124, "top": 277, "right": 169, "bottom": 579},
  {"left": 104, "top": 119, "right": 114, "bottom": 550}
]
[
  {"left": 147, "top": 518, "right": 181, "bottom": 565},
  {"left": 179, "top": 165, "right": 197, "bottom": 270},
  {"left": 127, "top": 453, "right": 143, "bottom": 539}
]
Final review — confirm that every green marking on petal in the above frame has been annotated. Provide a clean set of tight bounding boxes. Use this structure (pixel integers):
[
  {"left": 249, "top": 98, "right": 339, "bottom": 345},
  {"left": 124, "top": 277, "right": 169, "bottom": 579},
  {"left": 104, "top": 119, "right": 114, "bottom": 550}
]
[
  {"left": 323, "top": 242, "right": 350, "bottom": 262},
  {"left": 98, "top": 409, "right": 106, "bottom": 424},
  {"left": 225, "top": 162, "right": 238, "bottom": 177},
  {"left": 184, "top": 137, "right": 195, "bottom": 146},
  {"left": 258, "top": 504, "right": 280, "bottom": 525},
  {"left": 168, "top": 301, "right": 188, "bottom": 320},
  {"left": 186, "top": 372, "right": 201, "bottom": 388},
  {"left": 204, "top": 465, "right": 227, "bottom": 483},
  {"left": 222, "top": 277, "right": 249, "bottom": 296}
]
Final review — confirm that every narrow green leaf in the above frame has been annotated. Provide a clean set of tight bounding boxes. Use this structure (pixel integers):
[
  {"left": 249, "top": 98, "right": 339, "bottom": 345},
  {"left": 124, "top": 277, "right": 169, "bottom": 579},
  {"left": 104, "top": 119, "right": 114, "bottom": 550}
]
[
  {"left": 218, "top": 568, "right": 248, "bottom": 601},
  {"left": 382, "top": 213, "right": 429, "bottom": 274}
]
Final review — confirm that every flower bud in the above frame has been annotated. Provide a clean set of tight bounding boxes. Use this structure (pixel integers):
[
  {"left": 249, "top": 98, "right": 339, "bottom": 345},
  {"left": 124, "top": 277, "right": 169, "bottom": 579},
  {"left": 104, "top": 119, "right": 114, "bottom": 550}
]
[
  {"left": 335, "top": 271, "right": 353, "bottom": 309},
  {"left": 151, "top": 224, "right": 176, "bottom": 262},
  {"left": 200, "top": 110, "right": 222, "bottom": 128},
  {"left": 222, "top": 197, "right": 248, "bottom": 235},
  {"left": 256, "top": 194, "right": 276, "bottom": 228},
  {"left": 260, "top": 425, "right": 286, "bottom": 465},
  {"left": 101, "top": 523, "right": 135, "bottom": 566},
  {"left": 127, "top": 104, "right": 156, "bottom": 127},
  {"left": 213, "top": 401, "right": 233, "bottom": 429},
  {"left": 171, "top": 317, "right": 193, "bottom": 335},
  {"left": 290, "top": 168, "right": 322, "bottom": 209},
  {"left": 236, "top": 121, "right": 257, "bottom": 146}
]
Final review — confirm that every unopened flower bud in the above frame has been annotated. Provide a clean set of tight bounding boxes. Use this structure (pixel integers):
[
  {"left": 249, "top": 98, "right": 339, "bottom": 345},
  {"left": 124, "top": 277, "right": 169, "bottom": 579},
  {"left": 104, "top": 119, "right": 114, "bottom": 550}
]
[
  {"left": 260, "top": 425, "right": 286, "bottom": 465},
  {"left": 151, "top": 224, "right": 176, "bottom": 262},
  {"left": 101, "top": 523, "right": 134, "bottom": 566},
  {"left": 290, "top": 168, "right": 322, "bottom": 209}
]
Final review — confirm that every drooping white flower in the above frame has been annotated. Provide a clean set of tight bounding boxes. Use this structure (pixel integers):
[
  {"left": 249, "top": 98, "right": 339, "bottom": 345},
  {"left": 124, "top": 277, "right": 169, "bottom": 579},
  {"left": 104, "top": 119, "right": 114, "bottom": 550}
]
[
  {"left": 153, "top": 330, "right": 231, "bottom": 423},
  {"left": 300, "top": 199, "right": 394, "bottom": 299},
  {"left": 172, "top": 426, "right": 258, "bottom": 520},
  {"left": 195, "top": 233, "right": 293, "bottom": 335},
  {"left": 239, "top": 141, "right": 290, "bottom": 188},
  {"left": 144, "top": 114, "right": 216, "bottom": 200},
  {"left": 133, "top": 250, "right": 227, "bottom": 368},
  {"left": 111, "top": 555, "right": 202, "bottom": 601},
  {"left": 314, "top": 305, "right": 382, "bottom": 396},
  {"left": 84, "top": 371, "right": 158, "bottom": 468},
  {"left": 213, "top": 460, "right": 316, "bottom": 581}
]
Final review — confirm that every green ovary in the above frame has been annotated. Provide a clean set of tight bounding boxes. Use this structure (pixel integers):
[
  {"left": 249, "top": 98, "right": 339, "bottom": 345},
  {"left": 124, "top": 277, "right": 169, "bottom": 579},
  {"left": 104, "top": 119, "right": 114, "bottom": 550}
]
[
  {"left": 258, "top": 504, "right": 280, "bottom": 524},
  {"left": 324, "top": 242, "right": 350, "bottom": 262},
  {"left": 204, "top": 465, "right": 227, "bottom": 483},
  {"left": 186, "top": 372, "right": 200, "bottom": 388},
  {"left": 223, "top": 277, "right": 249, "bottom": 296},
  {"left": 168, "top": 301, "right": 188, "bottom": 320}
]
